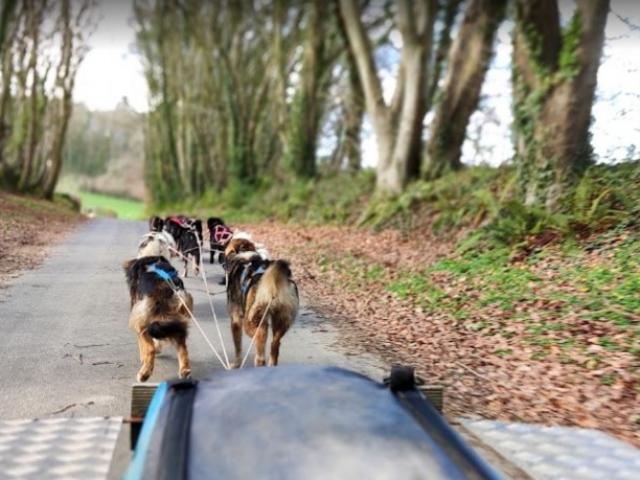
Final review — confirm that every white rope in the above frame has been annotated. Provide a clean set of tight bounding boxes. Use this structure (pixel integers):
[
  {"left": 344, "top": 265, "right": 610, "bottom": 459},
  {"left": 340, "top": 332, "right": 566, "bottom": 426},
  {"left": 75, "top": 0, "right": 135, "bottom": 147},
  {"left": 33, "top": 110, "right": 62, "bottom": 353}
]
[
  {"left": 171, "top": 283, "right": 229, "bottom": 370},
  {"left": 168, "top": 245, "right": 191, "bottom": 263},
  {"left": 166, "top": 235, "right": 231, "bottom": 369},
  {"left": 194, "top": 235, "right": 231, "bottom": 369},
  {"left": 240, "top": 297, "right": 274, "bottom": 369}
]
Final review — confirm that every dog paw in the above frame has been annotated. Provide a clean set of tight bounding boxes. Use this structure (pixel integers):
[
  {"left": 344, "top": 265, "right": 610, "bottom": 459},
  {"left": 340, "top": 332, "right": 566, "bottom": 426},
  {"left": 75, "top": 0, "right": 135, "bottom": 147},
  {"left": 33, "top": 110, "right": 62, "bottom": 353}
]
[
  {"left": 137, "top": 370, "right": 151, "bottom": 382},
  {"left": 255, "top": 357, "right": 266, "bottom": 367},
  {"left": 179, "top": 368, "right": 192, "bottom": 379},
  {"left": 231, "top": 359, "right": 241, "bottom": 369}
]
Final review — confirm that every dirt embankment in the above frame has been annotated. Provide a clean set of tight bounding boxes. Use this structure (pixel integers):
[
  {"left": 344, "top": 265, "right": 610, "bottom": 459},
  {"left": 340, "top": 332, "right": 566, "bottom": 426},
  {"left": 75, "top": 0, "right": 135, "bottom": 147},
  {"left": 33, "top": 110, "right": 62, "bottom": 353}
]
[{"left": 0, "top": 192, "right": 84, "bottom": 286}]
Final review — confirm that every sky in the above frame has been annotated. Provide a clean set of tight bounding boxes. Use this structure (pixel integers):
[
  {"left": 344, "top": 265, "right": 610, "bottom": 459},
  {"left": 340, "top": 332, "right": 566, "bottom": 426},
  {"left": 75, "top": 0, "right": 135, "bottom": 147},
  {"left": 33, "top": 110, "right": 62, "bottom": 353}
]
[
  {"left": 73, "top": 0, "right": 640, "bottom": 166},
  {"left": 73, "top": 0, "right": 148, "bottom": 112}
]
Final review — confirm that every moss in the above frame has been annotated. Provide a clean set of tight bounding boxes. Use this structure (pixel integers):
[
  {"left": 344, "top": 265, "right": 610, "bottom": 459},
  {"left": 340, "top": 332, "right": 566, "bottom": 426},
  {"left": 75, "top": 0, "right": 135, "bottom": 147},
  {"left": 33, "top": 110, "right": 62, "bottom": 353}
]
[
  {"left": 512, "top": 8, "right": 585, "bottom": 208},
  {"left": 519, "top": 21, "right": 551, "bottom": 78},
  {"left": 283, "top": 91, "right": 317, "bottom": 178},
  {"left": 558, "top": 12, "right": 582, "bottom": 79}
]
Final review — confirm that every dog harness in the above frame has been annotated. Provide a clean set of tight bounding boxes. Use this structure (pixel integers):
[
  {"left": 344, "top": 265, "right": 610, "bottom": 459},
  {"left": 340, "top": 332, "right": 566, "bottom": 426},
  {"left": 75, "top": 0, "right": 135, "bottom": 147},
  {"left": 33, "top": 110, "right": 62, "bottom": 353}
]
[
  {"left": 147, "top": 262, "right": 179, "bottom": 282},
  {"left": 213, "top": 225, "right": 233, "bottom": 246},
  {"left": 168, "top": 216, "right": 196, "bottom": 230},
  {"left": 240, "top": 263, "right": 267, "bottom": 298}
]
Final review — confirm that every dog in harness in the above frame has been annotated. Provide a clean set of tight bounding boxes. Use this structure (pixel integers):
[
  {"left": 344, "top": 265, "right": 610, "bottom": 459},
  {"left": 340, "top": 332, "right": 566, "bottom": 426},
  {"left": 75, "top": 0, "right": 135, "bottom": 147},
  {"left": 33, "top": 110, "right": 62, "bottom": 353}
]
[
  {"left": 163, "top": 216, "right": 203, "bottom": 277},
  {"left": 123, "top": 255, "right": 193, "bottom": 381},
  {"left": 225, "top": 238, "right": 299, "bottom": 367},
  {"left": 136, "top": 231, "right": 176, "bottom": 259},
  {"left": 207, "top": 217, "right": 233, "bottom": 265}
]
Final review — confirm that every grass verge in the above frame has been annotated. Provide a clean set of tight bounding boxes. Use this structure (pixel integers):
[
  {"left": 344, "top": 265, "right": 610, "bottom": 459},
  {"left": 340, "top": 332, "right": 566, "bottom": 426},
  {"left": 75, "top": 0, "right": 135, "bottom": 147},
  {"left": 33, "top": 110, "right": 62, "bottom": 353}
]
[{"left": 75, "top": 190, "right": 146, "bottom": 220}]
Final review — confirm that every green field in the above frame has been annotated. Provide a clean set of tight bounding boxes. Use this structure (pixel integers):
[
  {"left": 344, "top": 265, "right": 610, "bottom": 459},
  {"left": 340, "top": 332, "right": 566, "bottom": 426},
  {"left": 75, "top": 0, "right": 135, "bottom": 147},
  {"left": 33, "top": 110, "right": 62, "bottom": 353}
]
[{"left": 77, "top": 191, "right": 146, "bottom": 220}]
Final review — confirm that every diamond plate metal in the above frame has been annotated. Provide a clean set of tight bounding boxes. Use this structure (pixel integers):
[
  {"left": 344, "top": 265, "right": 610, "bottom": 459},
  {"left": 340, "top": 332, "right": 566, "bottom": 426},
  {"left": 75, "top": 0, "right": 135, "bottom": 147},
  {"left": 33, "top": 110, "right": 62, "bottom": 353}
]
[
  {"left": 463, "top": 419, "right": 640, "bottom": 480},
  {"left": 0, "top": 417, "right": 121, "bottom": 480}
]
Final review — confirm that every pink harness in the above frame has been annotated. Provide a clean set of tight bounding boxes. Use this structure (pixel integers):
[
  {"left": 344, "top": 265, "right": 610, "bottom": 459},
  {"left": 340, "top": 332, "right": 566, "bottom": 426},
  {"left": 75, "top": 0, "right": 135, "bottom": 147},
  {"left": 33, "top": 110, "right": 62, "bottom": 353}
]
[
  {"left": 168, "top": 216, "right": 193, "bottom": 229},
  {"left": 213, "top": 225, "right": 233, "bottom": 246}
]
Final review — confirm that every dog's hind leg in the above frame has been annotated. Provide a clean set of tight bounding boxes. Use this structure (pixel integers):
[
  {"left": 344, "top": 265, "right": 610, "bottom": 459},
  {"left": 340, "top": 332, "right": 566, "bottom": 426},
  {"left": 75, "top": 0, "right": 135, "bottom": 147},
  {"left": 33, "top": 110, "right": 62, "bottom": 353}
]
[
  {"left": 175, "top": 337, "right": 192, "bottom": 378},
  {"left": 269, "top": 324, "right": 286, "bottom": 367},
  {"left": 137, "top": 332, "right": 155, "bottom": 382},
  {"left": 253, "top": 321, "right": 269, "bottom": 367},
  {"left": 246, "top": 305, "right": 269, "bottom": 367},
  {"left": 193, "top": 251, "right": 200, "bottom": 275},
  {"left": 230, "top": 305, "right": 243, "bottom": 368}
]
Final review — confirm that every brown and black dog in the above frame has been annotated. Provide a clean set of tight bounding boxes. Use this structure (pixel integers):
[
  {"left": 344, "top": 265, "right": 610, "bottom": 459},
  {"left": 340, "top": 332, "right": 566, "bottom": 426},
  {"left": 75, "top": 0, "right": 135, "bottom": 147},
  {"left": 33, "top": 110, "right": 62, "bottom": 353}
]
[
  {"left": 225, "top": 238, "right": 298, "bottom": 367},
  {"left": 123, "top": 255, "right": 193, "bottom": 381},
  {"left": 163, "top": 216, "right": 202, "bottom": 277}
]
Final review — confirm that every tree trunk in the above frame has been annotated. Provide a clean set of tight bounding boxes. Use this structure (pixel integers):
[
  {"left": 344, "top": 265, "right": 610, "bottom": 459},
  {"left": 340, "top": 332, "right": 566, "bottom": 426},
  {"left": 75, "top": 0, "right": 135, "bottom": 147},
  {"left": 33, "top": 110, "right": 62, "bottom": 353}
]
[
  {"left": 513, "top": 0, "right": 609, "bottom": 209},
  {"left": 425, "top": 0, "right": 463, "bottom": 109},
  {"left": 339, "top": 0, "right": 436, "bottom": 195},
  {"left": 0, "top": 2, "right": 20, "bottom": 173},
  {"left": 343, "top": 63, "right": 364, "bottom": 172},
  {"left": 407, "top": 0, "right": 463, "bottom": 180},
  {"left": 42, "top": 0, "right": 73, "bottom": 199},
  {"left": 284, "top": 0, "right": 327, "bottom": 178},
  {"left": 424, "top": 0, "right": 506, "bottom": 179},
  {"left": 335, "top": 0, "right": 364, "bottom": 172},
  {"left": 0, "top": 0, "right": 18, "bottom": 51},
  {"left": 18, "top": 0, "right": 43, "bottom": 190}
]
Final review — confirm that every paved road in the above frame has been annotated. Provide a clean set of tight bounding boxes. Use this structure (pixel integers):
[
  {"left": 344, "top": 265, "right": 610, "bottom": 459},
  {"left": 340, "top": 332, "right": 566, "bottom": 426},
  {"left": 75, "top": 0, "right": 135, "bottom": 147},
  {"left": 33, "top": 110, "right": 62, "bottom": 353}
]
[{"left": 0, "top": 218, "right": 385, "bottom": 421}]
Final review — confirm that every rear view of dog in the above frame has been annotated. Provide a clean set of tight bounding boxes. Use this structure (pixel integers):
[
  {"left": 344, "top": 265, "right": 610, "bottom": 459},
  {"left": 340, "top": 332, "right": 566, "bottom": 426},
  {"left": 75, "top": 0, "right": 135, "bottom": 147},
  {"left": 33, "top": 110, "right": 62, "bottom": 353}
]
[
  {"left": 163, "top": 216, "right": 202, "bottom": 277},
  {"left": 136, "top": 231, "right": 176, "bottom": 259},
  {"left": 207, "top": 217, "right": 232, "bottom": 264},
  {"left": 225, "top": 238, "right": 298, "bottom": 367},
  {"left": 124, "top": 256, "right": 193, "bottom": 381}
]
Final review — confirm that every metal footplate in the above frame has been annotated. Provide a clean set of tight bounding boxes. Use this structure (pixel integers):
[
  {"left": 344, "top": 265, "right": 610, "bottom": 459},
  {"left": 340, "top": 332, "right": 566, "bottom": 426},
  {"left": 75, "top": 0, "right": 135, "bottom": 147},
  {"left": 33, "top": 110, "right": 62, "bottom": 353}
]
[
  {"left": 0, "top": 417, "right": 122, "bottom": 479},
  {"left": 462, "top": 419, "right": 640, "bottom": 480}
]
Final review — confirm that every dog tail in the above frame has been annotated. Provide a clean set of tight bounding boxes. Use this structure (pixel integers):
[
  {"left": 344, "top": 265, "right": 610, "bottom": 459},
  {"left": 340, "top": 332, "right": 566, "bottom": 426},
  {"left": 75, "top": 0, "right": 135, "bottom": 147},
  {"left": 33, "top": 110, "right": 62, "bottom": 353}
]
[
  {"left": 260, "top": 260, "right": 298, "bottom": 307},
  {"left": 250, "top": 260, "right": 298, "bottom": 333},
  {"left": 123, "top": 258, "right": 140, "bottom": 307},
  {"left": 146, "top": 320, "right": 187, "bottom": 340},
  {"left": 260, "top": 260, "right": 290, "bottom": 291}
]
